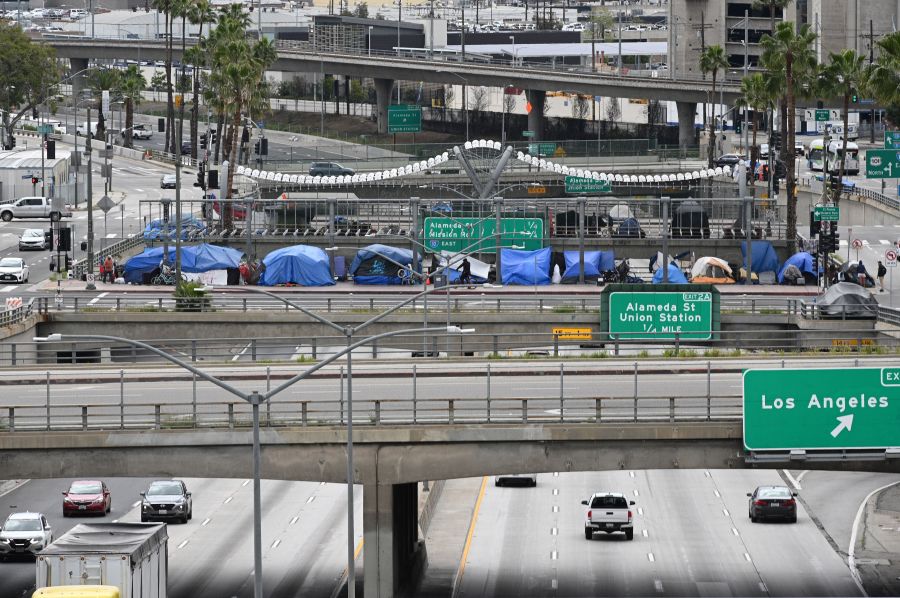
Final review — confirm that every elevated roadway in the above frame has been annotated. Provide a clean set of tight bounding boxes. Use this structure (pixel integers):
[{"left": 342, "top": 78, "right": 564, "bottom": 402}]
[{"left": 45, "top": 38, "right": 740, "bottom": 143}]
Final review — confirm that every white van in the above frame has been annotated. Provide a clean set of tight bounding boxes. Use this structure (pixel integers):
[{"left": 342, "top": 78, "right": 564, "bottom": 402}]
[
  {"left": 826, "top": 140, "right": 860, "bottom": 175},
  {"left": 829, "top": 122, "right": 859, "bottom": 141},
  {"left": 76, "top": 121, "right": 99, "bottom": 137},
  {"left": 69, "top": 8, "right": 88, "bottom": 19}
]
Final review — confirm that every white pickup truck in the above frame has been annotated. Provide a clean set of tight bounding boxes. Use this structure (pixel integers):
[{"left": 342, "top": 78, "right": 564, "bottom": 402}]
[
  {"left": 0, "top": 196, "right": 71, "bottom": 222},
  {"left": 582, "top": 492, "right": 635, "bottom": 540}
]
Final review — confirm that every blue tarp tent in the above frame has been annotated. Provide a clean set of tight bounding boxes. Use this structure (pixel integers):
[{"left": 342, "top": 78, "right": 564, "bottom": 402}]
[
  {"left": 777, "top": 251, "right": 817, "bottom": 283},
  {"left": 741, "top": 241, "right": 780, "bottom": 274},
  {"left": 561, "top": 250, "right": 614, "bottom": 283},
  {"left": 181, "top": 244, "right": 243, "bottom": 272},
  {"left": 123, "top": 246, "right": 174, "bottom": 283},
  {"left": 142, "top": 215, "right": 206, "bottom": 241},
  {"left": 652, "top": 263, "right": 689, "bottom": 284},
  {"left": 501, "top": 247, "right": 551, "bottom": 285},
  {"left": 259, "top": 245, "right": 334, "bottom": 286},
  {"left": 350, "top": 244, "right": 419, "bottom": 285}
]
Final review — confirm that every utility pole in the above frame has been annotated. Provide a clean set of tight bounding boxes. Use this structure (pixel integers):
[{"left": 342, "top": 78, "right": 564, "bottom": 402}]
[
  {"left": 86, "top": 105, "right": 96, "bottom": 291},
  {"left": 743, "top": 9, "right": 750, "bottom": 154}
]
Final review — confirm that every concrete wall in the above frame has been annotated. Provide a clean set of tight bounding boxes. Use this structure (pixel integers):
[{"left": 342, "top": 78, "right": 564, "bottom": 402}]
[{"left": 810, "top": 0, "right": 900, "bottom": 60}]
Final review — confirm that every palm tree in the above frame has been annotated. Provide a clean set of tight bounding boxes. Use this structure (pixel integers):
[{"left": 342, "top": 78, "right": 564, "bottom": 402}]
[
  {"left": 761, "top": 21, "right": 817, "bottom": 252},
  {"left": 699, "top": 45, "right": 729, "bottom": 168},
  {"left": 85, "top": 68, "right": 122, "bottom": 142},
  {"left": 865, "top": 31, "right": 900, "bottom": 125},
  {"left": 821, "top": 49, "right": 866, "bottom": 204},
  {"left": 752, "top": 0, "right": 793, "bottom": 34},
  {"left": 738, "top": 73, "right": 774, "bottom": 181},
  {"left": 187, "top": 0, "right": 216, "bottom": 159},
  {"left": 119, "top": 65, "right": 146, "bottom": 149},
  {"left": 172, "top": 0, "right": 192, "bottom": 156},
  {"left": 151, "top": 0, "right": 175, "bottom": 154}
]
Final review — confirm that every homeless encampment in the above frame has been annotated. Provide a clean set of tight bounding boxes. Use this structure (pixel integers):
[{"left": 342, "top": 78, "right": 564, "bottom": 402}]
[
  {"left": 259, "top": 245, "right": 334, "bottom": 286},
  {"left": 561, "top": 250, "right": 615, "bottom": 283},
  {"left": 500, "top": 247, "right": 551, "bottom": 285},
  {"left": 350, "top": 244, "right": 419, "bottom": 284}
]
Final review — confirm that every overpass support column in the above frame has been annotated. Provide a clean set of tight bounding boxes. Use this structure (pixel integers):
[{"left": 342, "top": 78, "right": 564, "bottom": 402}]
[
  {"left": 375, "top": 78, "right": 395, "bottom": 135},
  {"left": 676, "top": 101, "right": 697, "bottom": 150},
  {"left": 70, "top": 58, "right": 89, "bottom": 98},
  {"left": 364, "top": 482, "right": 422, "bottom": 598},
  {"left": 525, "top": 90, "right": 546, "bottom": 141}
]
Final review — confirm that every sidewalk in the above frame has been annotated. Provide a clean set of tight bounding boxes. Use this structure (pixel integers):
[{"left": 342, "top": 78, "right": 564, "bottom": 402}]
[{"left": 854, "top": 482, "right": 900, "bottom": 596}]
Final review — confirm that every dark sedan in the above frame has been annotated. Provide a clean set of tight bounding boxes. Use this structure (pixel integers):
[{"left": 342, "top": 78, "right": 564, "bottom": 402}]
[
  {"left": 141, "top": 479, "right": 193, "bottom": 523},
  {"left": 748, "top": 485, "right": 797, "bottom": 523},
  {"left": 714, "top": 154, "right": 746, "bottom": 168}
]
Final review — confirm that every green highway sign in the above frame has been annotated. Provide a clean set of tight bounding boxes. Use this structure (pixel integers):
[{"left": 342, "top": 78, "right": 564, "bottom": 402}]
[
  {"left": 522, "top": 130, "right": 535, "bottom": 138},
  {"left": 608, "top": 291, "right": 713, "bottom": 340},
  {"left": 886, "top": 131, "right": 900, "bottom": 150},
  {"left": 423, "top": 217, "right": 543, "bottom": 254},
  {"left": 387, "top": 105, "right": 421, "bottom": 133},
  {"left": 37, "top": 124, "right": 53, "bottom": 135},
  {"left": 865, "top": 149, "right": 900, "bottom": 178},
  {"left": 528, "top": 142, "right": 557, "bottom": 156},
  {"left": 813, "top": 205, "right": 840, "bottom": 222},
  {"left": 564, "top": 176, "right": 612, "bottom": 194},
  {"left": 815, "top": 109, "right": 830, "bottom": 122},
  {"left": 743, "top": 367, "right": 900, "bottom": 451}
]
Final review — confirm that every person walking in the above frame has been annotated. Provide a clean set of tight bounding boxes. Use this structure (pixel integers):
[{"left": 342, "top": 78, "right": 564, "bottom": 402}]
[
  {"left": 857, "top": 261, "right": 868, "bottom": 287},
  {"left": 104, "top": 256, "right": 114, "bottom": 283},
  {"left": 460, "top": 257, "right": 472, "bottom": 287},
  {"left": 877, "top": 261, "right": 887, "bottom": 292},
  {"left": 98, "top": 258, "right": 107, "bottom": 284}
]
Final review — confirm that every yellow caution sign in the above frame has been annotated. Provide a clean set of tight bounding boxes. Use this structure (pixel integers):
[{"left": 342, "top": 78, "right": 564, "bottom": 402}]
[
  {"left": 553, "top": 327, "right": 593, "bottom": 340},
  {"left": 527, "top": 186, "right": 546, "bottom": 195}
]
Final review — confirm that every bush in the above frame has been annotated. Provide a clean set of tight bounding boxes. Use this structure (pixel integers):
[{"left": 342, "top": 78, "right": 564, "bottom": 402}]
[{"left": 173, "top": 281, "right": 211, "bottom": 312}]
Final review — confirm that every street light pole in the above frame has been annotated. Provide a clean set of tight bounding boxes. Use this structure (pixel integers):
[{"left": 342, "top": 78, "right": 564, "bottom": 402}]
[{"left": 86, "top": 104, "right": 96, "bottom": 290}]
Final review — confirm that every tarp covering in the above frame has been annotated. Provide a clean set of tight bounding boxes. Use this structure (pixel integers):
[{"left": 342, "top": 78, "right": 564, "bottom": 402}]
[
  {"left": 350, "top": 244, "right": 419, "bottom": 285},
  {"left": 123, "top": 246, "right": 174, "bottom": 283},
  {"left": 440, "top": 252, "right": 489, "bottom": 284},
  {"left": 740, "top": 241, "right": 780, "bottom": 274},
  {"left": 817, "top": 282, "right": 878, "bottom": 318},
  {"left": 671, "top": 200, "right": 710, "bottom": 239},
  {"left": 561, "top": 250, "right": 615, "bottom": 282},
  {"left": 142, "top": 215, "right": 206, "bottom": 241},
  {"left": 259, "top": 245, "right": 334, "bottom": 286},
  {"left": 181, "top": 243, "right": 243, "bottom": 272},
  {"left": 652, "top": 263, "right": 689, "bottom": 284},
  {"left": 777, "top": 252, "right": 817, "bottom": 283},
  {"left": 41, "top": 523, "right": 167, "bottom": 566},
  {"left": 501, "top": 247, "right": 551, "bottom": 285},
  {"left": 690, "top": 256, "right": 734, "bottom": 283},
  {"left": 615, "top": 217, "right": 644, "bottom": 238}
]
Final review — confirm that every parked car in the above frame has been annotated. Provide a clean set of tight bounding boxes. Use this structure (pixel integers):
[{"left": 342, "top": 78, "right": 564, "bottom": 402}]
[
  {"left": 62, "top": 480, "right": 111, "bottom": 516},
  {"left": 19, "top": 228, "right": 48, "bottom": 250},
  {"left": 494, "top": 473, "right": 537, "bottom": 487},
  {"left": 309, "top": 161, "right": 355, "bottom": 177},
  {"left": 160, "top": 174, "right": 177, "bottom": 189},
  {"left": 0, "top": 257, "right": 29, "bottom": 283},
  {"left": 140, "top": 479, "right": 193, "bottom": 523},
  {"left": 582, "top": 492, "right": 635, "bottom": 540},
  {"left": 748, "top": 485, "right": 797, "bottom": 522},
  {"left": 0, "top": 512, "right": 52, "bottom": 560},
  {"left": 714, "top": 153, "right": 746, "bottom": 168}
]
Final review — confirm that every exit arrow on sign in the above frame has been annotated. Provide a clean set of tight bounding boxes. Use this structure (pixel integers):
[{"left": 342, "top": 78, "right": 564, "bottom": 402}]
[{"left": 830, "top": 414, "right": 853, "bottom": 438}]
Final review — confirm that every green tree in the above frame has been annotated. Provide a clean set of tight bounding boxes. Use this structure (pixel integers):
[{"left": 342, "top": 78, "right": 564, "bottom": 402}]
[
  {"left": 738, "top": 73, "right": 775, "bottom": 180},
  {"left": 699, "top": 44, "right": 729, "bottom": 167},
  {"left": 865, "top": 31, "right": 900, "bottom": 126},
  {"left": 820, "top": 49, "right": 866, "bottom": 204},
  {"left": 186, "top": 0, "right": 216, "bottom": 159},
  {"left": 150, "top": 70, "right": 169, "bottom": 93},
  {"left": 761, "top": 21, "right": 817, "bottom": 252},
  {"left": 85, "top": 68, "right": 122, "bottom": 141},
  {"left": 586, "top": 7, "right": 613, "bottom": 42},
  {"left": 352, "top": 2, "right": 368, "bottom": 18},
  {"left": 0, "top": 23, "right": 60, "bottom": 149},
  {"left": 752, "top": 0, "right": 794, "bottom": 32},
  {"left": 151, "top": 0, "right": 176, "bottom": 153},
  {"left": 120, "top": 65, "right": 146, "bottom": 149}
]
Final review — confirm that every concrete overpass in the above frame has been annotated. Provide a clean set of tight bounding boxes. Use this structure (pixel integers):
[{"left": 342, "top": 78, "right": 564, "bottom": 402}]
[
  {"left": 45, "top": 38, "right": 741, "bottom": 145},
  {"left": 2, "top": 418, "right": 898, "bottom": 597}
]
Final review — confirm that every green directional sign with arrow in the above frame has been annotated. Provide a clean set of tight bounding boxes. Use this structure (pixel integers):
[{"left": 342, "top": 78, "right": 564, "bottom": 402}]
[{"left": 743, "top": 367, "right": 900, "bottom": 451}]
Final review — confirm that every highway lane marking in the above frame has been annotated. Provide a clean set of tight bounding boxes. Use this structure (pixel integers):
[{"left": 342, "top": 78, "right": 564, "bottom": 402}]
[
  {"left": 88, "top": 292, "right": 108, "bottom": 305},
  {"left": 629, "top": 471, "right": 635, "bottom": 478},
  {"left": 306, "top": 496, "right": 315, "bottom": 504},
  {"left": 552, "top": 505, "right": 559, "bottom": 513},
  {"left": 551, "top": 527, "right": 557, "bottom": 535},
  {"left": 642, "top": 529, "right": 648, "bottom": 538},
  {"left": 848, "top": 480, "right": 900, "bottom": 597},
  {"left": 0, "top": 285, "right": 15, "bottom": 293},
  {"left": 201, "top": 518, "right": 210, "bottom": 526},
  {"left": 131, "top": 501, "right": 141, "bottom": 508},
  {"left": 551, "top": 579, "right": 558, "bottom": 590},
  {"left": 783, "top": 469, "right": 803, "bottom": 490},
  {"left": 551, "top": 550, "right": 558, "bottom": 560},
  {"left": 714, "top": 490, "right": 721, "bottom": 498},
  {"left": 637, "top": 507, "right": 643, "bottom": 516},
  {"left": 654, "top": 580, "right": 664, "bottom": 593},
  {"left": 241, "top": 479, "right": 250, "bottom": 487},
  {"left": 552, "top": 488, "right": 558, "bottom": 496},
  {"left": 881, "top": 240, "right": 891, "bottom": 245},
  {"left": 177, "top": 540, "right": 189, "bottom": 549},
  {"left": 452, "top": 476, "right": 488, "bottom": 597},
  {"left": 723, "top": 509, "right": 730, "bottom": 517},
  {"left": 731, "top": 527, "right": 739, "bottom": 536},
  {"left": 743, "top": 553, "right": 752, "bottom": 562},
  {"left": 232, "top": 342, "right": 251, "bottom": 362},
  {"left": 647, "top": 552, "right": 655, "bottom": 562},
  {"left": 290, "top": 516, "right": 299, "bottom": 525},
  {"left": 224, "top": 496, "right": 233, "bottom": 504},
  {"left": 796, "top": 470, "right": 810, "bottom": 485},
  {"left": 271, "top": 539, "right": 281, "bottom": 549},
  {"left": 704, "top": 470, "right": 711, "bottom": 477},
  {"left": 759, "top": 582, "right": 768, "bottom": 593},
  {"left": 633, "top": 489, "right": 639, "bottom": 497}
]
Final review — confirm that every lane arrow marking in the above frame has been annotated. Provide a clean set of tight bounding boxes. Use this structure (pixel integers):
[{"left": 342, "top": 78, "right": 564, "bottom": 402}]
[{"left": 831, "top": 414, "right": 854, "bottom": 438}]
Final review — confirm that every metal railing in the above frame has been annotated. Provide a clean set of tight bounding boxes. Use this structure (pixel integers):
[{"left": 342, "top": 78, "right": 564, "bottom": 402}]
[
  {"left": 0, "top": 395, "right": 743, "bottom": 433},
  {"left": 0, "top": 300, "right": 35, "bottom": 328},
  {"left": 855, "top": 186, "right": 900, "bottom": 212},
  {"left": 71, "top": 234, "right": 145, "bottom": 280}
]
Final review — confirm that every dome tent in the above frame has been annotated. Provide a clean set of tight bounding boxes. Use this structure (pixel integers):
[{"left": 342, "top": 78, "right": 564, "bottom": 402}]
[
  {"left": 123, "top": 244, "right": 242, "bottom": 284},
  {"left": 561, "top": 250, "right": 614, "bottom": 283},
  {"left": 259, "top": 245, "right": 334, "bottom": 286},
  {"left": 651, "top": 263, "right": 689, "bottom": 284},
  {"left": 500, "top": 247, "right": 552, "bottom": 285},
  {"left": 350, "top": 244, "right": 419, "bottom": 285}
]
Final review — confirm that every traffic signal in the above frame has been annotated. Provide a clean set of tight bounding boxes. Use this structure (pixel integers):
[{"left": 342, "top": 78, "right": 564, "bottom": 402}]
[
  {"left": 46, "top": 139, "right": 55, "bottom": 160},
  {"left": 830, "top": 225, "right": 840, "bottom": 253},
  {"left": 194, "top": 163, "right": 206, "bottom": 190},
  {"left": 207, "top": 169, "right": 219, "bottom": 190},
  {"left": 254, "top": 141, "right": 260, "bottom": 154},
  {"left": 851, "top": 94, "right": 858, "bottom": 103},
  {"left": 260, "top": 138, "right": 268, "bottom": 156},
  {"left": 59, "top": 227, "right": 72, "bottom": 251},
  {"left": 31, "top": 176, "right": 38, "bottom": 185},
  {"left": 809, "top": 210, "right": 821, "bottom": 237}
]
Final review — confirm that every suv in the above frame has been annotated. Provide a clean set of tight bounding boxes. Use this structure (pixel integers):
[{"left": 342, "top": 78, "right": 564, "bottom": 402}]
[
  {"left": 125, "top": 124, "right": 153, "bottom": 140},
  {"left": 141, "top": 479, "right": 193, "bottom": 523},
  {"left": 0, "top": 512, "right": 52, "bottom": 560},
  {"left": 582, "top": 492, "right": 635, "bottom": 540},
  {"left": 309, "top": 162, "right": 355, "bottom": 177}
]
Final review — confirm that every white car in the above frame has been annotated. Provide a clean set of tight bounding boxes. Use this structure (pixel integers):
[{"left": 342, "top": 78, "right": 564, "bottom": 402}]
[
  {"left": 125, "top": 124, "right": 153, "bottom": 140},
  {"left": 0, "top": 257, "right": 29, "bottom": 283},
  {"left": 160, "top": 174, "right": 177, "bottom": 189},
  {"left": 0, "top": 512, "right": 53, "bottom": 559},
  {"left": 19, "top": 228, "right": 48, "bottom": 250}
]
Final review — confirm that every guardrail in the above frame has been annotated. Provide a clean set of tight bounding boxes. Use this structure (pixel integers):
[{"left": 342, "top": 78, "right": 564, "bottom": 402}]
[
  {"left": 0, "top": 394, "right": 743, "bottom": 432},
  {"left": 71, "top": 234, "right": 145, "bottom": 281},
  {"left": 0, "top": 300, "right": 34, "bottom": 328},
  {"left": 855, "top": 186, "right": 900, "bottom": 212}
]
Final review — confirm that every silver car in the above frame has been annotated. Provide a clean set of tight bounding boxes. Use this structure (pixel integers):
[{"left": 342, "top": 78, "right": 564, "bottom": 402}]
[
  {"left": 19, "top": 228, "right": 48, "bottom": 250},
  {"left": 0, "top": 512, "right": 53, "bottom": 560}
]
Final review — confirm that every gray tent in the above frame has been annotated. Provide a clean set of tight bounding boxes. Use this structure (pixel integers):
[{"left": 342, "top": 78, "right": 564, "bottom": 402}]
[{"left": 817, "top": 282, "right": 878, "bottom": 319}]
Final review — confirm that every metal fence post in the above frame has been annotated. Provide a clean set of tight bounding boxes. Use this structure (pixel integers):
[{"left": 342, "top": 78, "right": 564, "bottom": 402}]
[
  {"left": 493, "top": 334, "right": 499, "bottom": 355},
  {"left": 10, "top": 343, "right": 15, "bottom": 367},
  {"left": 559, "top": 363, "right": 564, "bottom": 422},
  {"left": 522, "top": 399, "right": 528, "bottom": 423},
  {"left": 412, "top": 364, "right": 417, "bottom": 424},
  {"left": 674, "top": 333, "right": 680, "bottom": 354},
  {"left": 192, "top": 372, "right": 197, "bottom": 427},
  {"left": 375, "top": 400, "right": 381, "bottom": 424},
  {"left": 251, "top": 339, "right": 257, "bottom": 362},
  {"left": 8, "top": 407, "right": 14, "bottom": 432},
  {"left": 301, "top": 401, "right": 308, "bottom": 426},
  {"left": 191, "top": 340, "right": 197, "bottom": 362},
  {"left": 120, "top": 369, "right": 125, "bottom": 430},
  {"left": 633, "top": 362, "right": 638, "bottom": 422},
  {"left": 614, "top": 334, "right": 620, "bottom": 356},
  {"left": 154, "top": 405, "right": 161, "bottom": 429},
  {"left": 372, "top": 339, "right": 377, "bottom": 359},
  {"left": 45, "top": 371, "right": 50, "bottom": 430},
  {"left": 553, "top": 333, "right": 559, "bottom": 357},
  {"left": 595, "top": 398, "right": 601, "bottom": 422},
  {"left": 339, "top": 365, "right": 345, "bottom": 424},
  {"left": 243, "top": 298, "right": 248, "bottom": 312},
  {"left": 82, "top": 406, "right": 88, "bottom": 430},
  {"left": 669, "top": 397, "right": 675, "bottom": 422},
  {"left": 448, "top": 399, "right": 455, "bottom": 424},
  {"left": 312, "top": 337, "right": 318, "bottom": 360},
  {"left": 706, "top": 361, "right": 711, "bottom": 421},
  {"left": 228, "top": 403, "right": 234, "bottom": 428}
]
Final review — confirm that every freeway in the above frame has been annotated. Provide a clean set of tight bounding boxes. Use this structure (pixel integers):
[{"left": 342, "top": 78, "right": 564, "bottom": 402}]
[
  {"left": 455, "top": 469, "right": 900, "bottom": 597},
  {"left": 0, "top": 477, "right": 362, "bottom": 598}
]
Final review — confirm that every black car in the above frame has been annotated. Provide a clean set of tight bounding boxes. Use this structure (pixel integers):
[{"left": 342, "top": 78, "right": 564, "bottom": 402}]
[
  {"left": 714, "top": 154, "right": 746, "bottom": 168},
  {"left": 309, "top": 161, "right": 355, "bottom": 177},
  {"left": 141, "top": 479, "right": 193, "bottom": 523},
  {"left": 181, "top": 141, "right": 192, "bottom": 155},
  {"left": 748, "top": 485, "right": 797, "bottom": 523}
]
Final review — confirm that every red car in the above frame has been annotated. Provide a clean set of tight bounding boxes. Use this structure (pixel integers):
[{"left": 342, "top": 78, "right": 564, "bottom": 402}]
[{"left": 62, "top": 480, "right": 111, "bottom": 517}]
